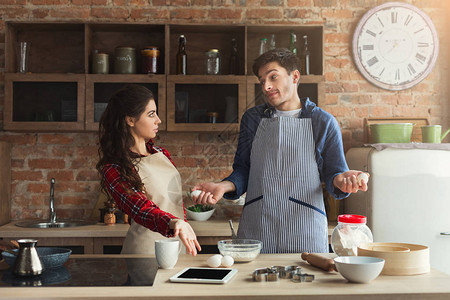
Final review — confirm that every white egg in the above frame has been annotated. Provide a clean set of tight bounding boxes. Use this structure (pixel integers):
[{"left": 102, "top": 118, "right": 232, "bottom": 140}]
[
  {"left": 221, "top": 255, "right": 234, "bottom": 267},
  {"left": 191, "top": 190, "right": 201, "bottom": 198},
  {"left": 357, "top": 173, "right": 369, "bottom": 186},
  {"left": 207, "top": 254, "right": 223, "bottom": 268}
]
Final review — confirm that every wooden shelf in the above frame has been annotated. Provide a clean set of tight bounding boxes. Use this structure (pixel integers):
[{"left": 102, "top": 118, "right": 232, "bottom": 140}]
[
  {"left": 4, "top": 73, "right": 85, "bottom": 131},
  {"left": 85, "top": 74, "right": 166, "bottom": 132},
  {"left": 4, "top": 22, "right": 324, "bottom": 132}
]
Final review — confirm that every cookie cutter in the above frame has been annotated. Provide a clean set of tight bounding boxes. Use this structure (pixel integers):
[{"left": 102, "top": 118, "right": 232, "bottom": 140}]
[
  {"left": 252, "top": 265, "right": 314, "bottom": 282},
  {"left": 252, "top": 267, "right": 279, "bottom": 282}
]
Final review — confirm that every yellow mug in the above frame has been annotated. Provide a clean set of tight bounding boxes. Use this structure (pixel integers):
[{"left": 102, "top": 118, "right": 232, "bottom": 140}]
[{"left": 421, "top": 125, "right": 450, "bottom": 143}]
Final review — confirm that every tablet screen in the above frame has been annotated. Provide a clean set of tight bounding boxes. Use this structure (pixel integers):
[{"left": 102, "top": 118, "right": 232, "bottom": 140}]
[
  {"left": 178, "top": 268, "right": 232, "bottom": 280},
  {"left": 169, "top": 267, "right": 238, "bottom": 284}
]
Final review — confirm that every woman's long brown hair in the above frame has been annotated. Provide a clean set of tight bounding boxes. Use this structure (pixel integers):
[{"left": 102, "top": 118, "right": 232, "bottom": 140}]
[{"left": 96, "top": 84, "right": 155, "bottom": 194}]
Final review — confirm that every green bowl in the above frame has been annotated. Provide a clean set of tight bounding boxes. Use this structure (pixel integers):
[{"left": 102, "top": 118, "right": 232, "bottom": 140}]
[{"left": 370, "top": 123, "right": 413, "bottom": 143}]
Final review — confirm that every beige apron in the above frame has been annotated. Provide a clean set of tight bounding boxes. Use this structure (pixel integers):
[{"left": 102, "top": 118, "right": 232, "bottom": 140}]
[{"left": 121, "top": 152, "right": 185, "bottom": 254}]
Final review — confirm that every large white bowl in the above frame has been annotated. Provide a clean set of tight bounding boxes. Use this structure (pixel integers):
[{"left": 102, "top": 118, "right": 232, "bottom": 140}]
[
  {"left": 334, "top": 256, "right": 385, "bottom": 283},
  {"left": 186, "top": 208, "right": 215, "bottom": 221}
]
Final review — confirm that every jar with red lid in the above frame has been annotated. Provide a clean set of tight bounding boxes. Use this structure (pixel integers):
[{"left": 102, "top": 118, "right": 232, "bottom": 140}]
[
  {"left": 141, "top": 46, "right": 160, "bottom": 74},
  {"left": 331, "top": 214, "right": 373, "bottom": 256}
]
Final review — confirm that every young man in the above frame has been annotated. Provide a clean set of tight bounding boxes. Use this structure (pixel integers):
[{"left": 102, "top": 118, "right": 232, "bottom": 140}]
[{"left": 193, "top": 48, "right": 368, "bottom": 254}]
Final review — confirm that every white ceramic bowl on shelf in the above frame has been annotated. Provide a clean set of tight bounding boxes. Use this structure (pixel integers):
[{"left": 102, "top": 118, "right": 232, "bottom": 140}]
[
  {"left": 185, "top": 207, "right": 215, "bottom": 221},
  {"left": 334, "top": 256, "right": 385, "bottom": 283}
]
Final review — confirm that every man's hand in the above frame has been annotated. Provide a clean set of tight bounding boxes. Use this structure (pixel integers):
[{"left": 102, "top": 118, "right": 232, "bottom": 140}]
[
  {"left": 191, "top": 181, "right": 236, "bottom": 205},
  {"left": 333, "top": 170, "right": 370, "bottom": 193}
]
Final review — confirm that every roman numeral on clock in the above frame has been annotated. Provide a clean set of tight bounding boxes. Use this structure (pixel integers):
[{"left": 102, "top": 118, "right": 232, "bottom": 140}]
[
  {"left": 404, "top": 15, "right": 413, "bottom": 26},
  {"left": 408, "top": 63, "right": 416, "bottom": 75},
  {"left": 416, "top": 53, "right": 426, "bottom": 64},
  {"left": 395, "top": 69, "right": 400, "bottom": 81},
  {"left": 391, "top": 12, "right": 398, "bottom": 23},
  {"left": 366, "top": 29, "right": 376, "bottom": 37},
  {"left": 367, "top": 56, "right": 379, "bottom": 67}
]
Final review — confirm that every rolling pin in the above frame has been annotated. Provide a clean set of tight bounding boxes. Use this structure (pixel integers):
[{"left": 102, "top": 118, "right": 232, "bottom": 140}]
[{"left": 301, "top": 252, "right": 337, "bottom": 272}]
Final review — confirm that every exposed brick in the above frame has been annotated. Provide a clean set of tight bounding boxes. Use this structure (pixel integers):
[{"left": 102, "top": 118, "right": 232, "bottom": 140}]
[
  {"left": 246, "top": 8, "right": 282, "bottom": 20},
  {"left": 27, "top": 183, "right": 48, "bottom": 193},
  {"left": 62, "top": 196, "right": 91, "bottom": 205},
  {"left": 12, "top": 170, "right": 44, "bottom": 181},
  {"left": 170, "top": 9, "right": 207, "bottom": 19},
  {"left": 321, "top": 9, "right": 353, "bottom": 19},
  {"left": 327, "top": 58, "right": 351, "bottom": 69},
  {"left": 31, "top": 9, "right": 50, "bottom": 19},
  {"left": 324, "top": 33, "right": 349, "bottom": 44},
  {"left": 130, "top": 8, "right": 170, "bottom": 20},
  {"left": 47, "top": 171, "right": 74, "bottom": 181},
  {"left": 51, "top": 8, "right": 90, "bottom": 18},
  {"left": 170, "top": 0, "right": 190, "bottom": 5},
  {"left": 38, "top": 134, "right": 74, "bottom": 145},
  {"left": 208, "top": 9, "right": 242, "bottom": 19},
  {"left": 28, "top": 158, "right": 66, "bottom": 169},
  {"left": 313, "top": 0, "right": 336, "bottom": 6},
  {"left": 0, "top": 134, "right": 37, "bottom": 145},
  {"left": 30, "top": 0, "right": 68, "bottom": 4},
  {"left": 91, "top": 7, "right": 130, "bottom": 19},
  {"left": 76, "top": 169, "right": 101, "bottom": 181}
]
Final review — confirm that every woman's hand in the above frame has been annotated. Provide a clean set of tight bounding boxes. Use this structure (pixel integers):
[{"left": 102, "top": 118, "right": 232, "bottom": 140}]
[
  {"left": 333, "top": 170, "right": 370, "bottom": 193},
  {"left": 170, "top": 219, "right": 201, "bottom": 256},
  {"left": 191, "top": 181, "right": 235, "bottom": 205}
]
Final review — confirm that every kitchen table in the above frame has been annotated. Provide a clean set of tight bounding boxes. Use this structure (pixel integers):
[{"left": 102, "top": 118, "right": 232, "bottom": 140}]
[
  {"left": 0, "top": 220, "right": 337, "bottom": 253},
  {"left": 1, "top": 253, "right": 449, "bottom": 299}
]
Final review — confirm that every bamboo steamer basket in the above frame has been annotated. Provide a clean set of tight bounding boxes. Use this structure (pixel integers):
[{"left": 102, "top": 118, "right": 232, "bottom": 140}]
[{"left": 358, "top": 242, "right": 430, "bottom": 275}]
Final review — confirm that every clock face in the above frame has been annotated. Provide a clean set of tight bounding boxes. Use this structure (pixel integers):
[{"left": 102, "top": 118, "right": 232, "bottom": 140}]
[{"left": 353, "top": 2, "right": 439, "bottom": 90}]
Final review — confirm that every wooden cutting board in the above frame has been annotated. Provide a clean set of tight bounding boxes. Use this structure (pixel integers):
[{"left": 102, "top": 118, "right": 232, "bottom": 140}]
[{"left": 364, "top": 117, "right": 430, "bottom": 143}]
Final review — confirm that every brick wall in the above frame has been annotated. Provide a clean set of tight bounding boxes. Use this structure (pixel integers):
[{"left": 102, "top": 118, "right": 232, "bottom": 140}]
[{"left": 0, "top": 0, "right": 449, "bottom": 220}]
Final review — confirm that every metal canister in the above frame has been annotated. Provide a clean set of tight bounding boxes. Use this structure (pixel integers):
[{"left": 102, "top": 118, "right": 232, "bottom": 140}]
[
  {"left": 141, "top": 46, "right": 160, "bottom": 74},
  {"left": 114, "top": 47, "right": 136, "bottom": 74},
  {"left": 92, "top": 53, "right": 109, "bottom": 74},
  {"left": 205, "top": 49, "right": 221, "bottom": 75}
]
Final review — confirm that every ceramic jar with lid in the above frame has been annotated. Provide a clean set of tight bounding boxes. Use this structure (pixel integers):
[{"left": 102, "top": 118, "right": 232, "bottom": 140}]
[
  {"left": 205, "top": 49, "right": 221, "bottom": 75},
  {"left": 141, "top": 46, "right": 160, "bottom": 74},
  {"left": 331, "top": 214, "right": 373, "bottom": 256},
  {"left": 92, "top": 53, "right": 109, "bottom": 74},
  {"left": 114, "top": 47, "right": 136, "bottom": 74}
]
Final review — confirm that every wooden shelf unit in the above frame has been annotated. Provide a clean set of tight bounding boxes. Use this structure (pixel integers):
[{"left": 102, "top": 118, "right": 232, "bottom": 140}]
[{"left": 4, "top": 22, "right": 324, "bottom": 132}]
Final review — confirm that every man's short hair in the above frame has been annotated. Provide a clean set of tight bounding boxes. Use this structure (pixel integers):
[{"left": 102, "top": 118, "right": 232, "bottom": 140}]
[{"left": 252, "top": 48, "right": 301, "bottom": 77}]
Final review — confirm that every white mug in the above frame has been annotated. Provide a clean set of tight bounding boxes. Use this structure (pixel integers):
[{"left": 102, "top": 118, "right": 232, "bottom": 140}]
[{"left": 155, "top": 240, "right": 180, "bottom": 269}]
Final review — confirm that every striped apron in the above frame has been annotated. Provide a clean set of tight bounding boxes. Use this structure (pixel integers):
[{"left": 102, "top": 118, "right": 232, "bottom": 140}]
[{"left": 237, "top": 116, "right": 328, "bottom": 253}]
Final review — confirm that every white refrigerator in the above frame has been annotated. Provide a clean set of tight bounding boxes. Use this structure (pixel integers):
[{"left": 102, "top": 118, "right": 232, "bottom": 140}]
[{"left": 345, "top": 146, "right": 450, "bottom": 275}]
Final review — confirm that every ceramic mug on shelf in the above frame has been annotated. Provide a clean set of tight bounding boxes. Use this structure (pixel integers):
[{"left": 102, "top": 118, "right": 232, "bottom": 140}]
[{"left": 155, "top": 240, "right": 181, "bottom": 269}]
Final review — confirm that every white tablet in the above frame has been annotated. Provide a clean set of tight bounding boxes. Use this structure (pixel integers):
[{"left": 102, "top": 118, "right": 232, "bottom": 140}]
[{"left": 169, "top": 267, "right": 238, "bottom": 284}]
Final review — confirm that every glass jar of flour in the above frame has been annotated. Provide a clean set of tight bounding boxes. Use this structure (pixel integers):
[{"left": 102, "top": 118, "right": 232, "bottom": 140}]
[{"left": 331, "top": 214, "right": 373, "bottom": 256}]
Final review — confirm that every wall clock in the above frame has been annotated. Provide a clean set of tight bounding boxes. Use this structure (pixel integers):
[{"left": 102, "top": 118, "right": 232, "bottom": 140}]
[{"left": 352, "top": 2, "right": 439, "bottom": 91}]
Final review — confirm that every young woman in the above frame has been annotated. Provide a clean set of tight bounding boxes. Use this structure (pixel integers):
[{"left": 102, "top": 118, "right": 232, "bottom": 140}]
[{"left": 97, "top": 85, "right": 201, "bottom": 255}]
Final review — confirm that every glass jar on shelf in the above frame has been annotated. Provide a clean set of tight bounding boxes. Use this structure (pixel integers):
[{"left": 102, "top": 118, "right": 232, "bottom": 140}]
[
  {"left": 141, "top": 46, "right": 160, "bottom": 74},
  {"left": 205, "top": 49, "right": 221, "bottom": 75}
]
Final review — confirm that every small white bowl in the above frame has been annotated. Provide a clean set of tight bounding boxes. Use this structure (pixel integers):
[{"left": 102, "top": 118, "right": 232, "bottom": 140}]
[
  {"left": 334, "top": 256, "right": 385, "bottom": 283},
  {"left": 186, "top": 208, "right": 215, "bottom": 221}
]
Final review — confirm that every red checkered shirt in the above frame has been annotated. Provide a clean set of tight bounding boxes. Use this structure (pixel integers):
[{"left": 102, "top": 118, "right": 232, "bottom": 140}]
[{"left": 101, "top": 140, "right": 186, "bottom": 238}]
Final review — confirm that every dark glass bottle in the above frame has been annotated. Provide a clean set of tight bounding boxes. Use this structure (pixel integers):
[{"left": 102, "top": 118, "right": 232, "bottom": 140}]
[
  {"left": 300, "top": 35, "right": 311, "bottom": 75},
  {"left": 289, "top": 31, "right": 297, "bottom": 55},
  {"left": 176, "top": 35, "right": 187, "bottom": 75},
  {"left": 229, "top": 38, "right": 239, "bottom": 75}
]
